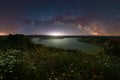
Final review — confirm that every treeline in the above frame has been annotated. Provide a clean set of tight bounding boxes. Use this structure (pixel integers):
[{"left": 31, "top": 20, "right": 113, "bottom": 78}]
[
  {"left": 79, "top": 37, "right": 120, "bottom": 56},
  {"left": 0, "top": 34, "right": 36, "bottom": 51}
]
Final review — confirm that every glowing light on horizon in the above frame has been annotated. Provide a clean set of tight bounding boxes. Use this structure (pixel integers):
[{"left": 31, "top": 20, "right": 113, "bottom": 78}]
[
  {"left": 0, "top": 32, "right": 7, "bottom": 35},
  {"left": 48, "top": 32, "right": 65, "bottom": 36}
]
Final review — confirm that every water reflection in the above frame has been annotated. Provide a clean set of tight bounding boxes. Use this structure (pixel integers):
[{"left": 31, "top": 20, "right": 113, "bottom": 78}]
[{"left": 32, "top": 38, "right": 102, "bottom": 53}]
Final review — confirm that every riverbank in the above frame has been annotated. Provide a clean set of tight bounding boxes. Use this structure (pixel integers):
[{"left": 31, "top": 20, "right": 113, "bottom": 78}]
[{"left": 0, "top": 34, "right": 120, "bottom": 80}]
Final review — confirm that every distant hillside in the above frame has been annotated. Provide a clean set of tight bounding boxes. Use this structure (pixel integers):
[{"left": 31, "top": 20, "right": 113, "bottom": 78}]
[{"left": 0, "top": 34, "right": 36, "bottom": 50}]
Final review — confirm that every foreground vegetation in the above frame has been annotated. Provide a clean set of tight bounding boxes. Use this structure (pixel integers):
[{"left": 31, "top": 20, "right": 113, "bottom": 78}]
[
  {"left": 0, "top": 35, "right": 120, "bottom": 80},
  {"left": 79, "top": 37, "right": 120, "bottom": 56}
]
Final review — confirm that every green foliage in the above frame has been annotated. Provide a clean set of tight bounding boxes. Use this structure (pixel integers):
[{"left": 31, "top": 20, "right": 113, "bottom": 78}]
[
  {"left": 79, "top": 37, "right": 120, "bottom": 56},
  {"left": 0, "top": 47, "right": 120, "bottom": 80},
  {"left": 0, "top": 34, "right": 36, "bottom": 51},
  {"left": 0, "top": 35, "right": 120, "bottom": 80}
]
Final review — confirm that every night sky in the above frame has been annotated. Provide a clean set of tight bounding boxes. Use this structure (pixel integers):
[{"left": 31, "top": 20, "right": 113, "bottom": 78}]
[{"left": 0, "top": 0, "right": 120, "bottom": 36}]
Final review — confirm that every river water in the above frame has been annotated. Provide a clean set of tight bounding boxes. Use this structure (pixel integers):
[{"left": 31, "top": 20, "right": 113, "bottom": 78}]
[{"left": 32, "top": 38, "right": 103, "bottom": 53}]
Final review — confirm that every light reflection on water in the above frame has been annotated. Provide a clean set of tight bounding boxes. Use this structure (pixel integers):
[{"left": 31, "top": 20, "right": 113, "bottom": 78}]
[{"left": 32, "top": 38, "right": 103, "bottom": 53}]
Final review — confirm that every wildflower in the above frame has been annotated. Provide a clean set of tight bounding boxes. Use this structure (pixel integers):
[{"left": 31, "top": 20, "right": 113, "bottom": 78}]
[
  {"left": 55, "top": 78, "right": 58, "bottom": 80},
  {"left": 0, "top": 75, "right": 3, "bottom": 80},
  {"left": 78, "top": 73, "right": 81, "bottom": 75},
  {"left": 96, "top": 56, "right": 99, "bottom": 58},
  {"left": 62, "top": 73, "right": 66, "bottom": 76},
  {"left": 104, "top": 63, "right": 109, "bottom": 67},
  {"left": 14, "top": 77, "right": 18, "bottom": 80},
  {"left": 33, "top": 67, "right": 36, "bottom": 70},
  {"left": 49, "top": 78, "right": 52, "bottom": 80},
  {"left": 51, "top": 72, "right": 54, "bottom": 75},
  {"left": 9, "top": 70, "right": 13, "bottom": 73},
  {"left": 71, "top": 70, "right": 74, "bottom": 73},
  {"left": 93, "top": 75, "right": 97, "bottom": 78}
]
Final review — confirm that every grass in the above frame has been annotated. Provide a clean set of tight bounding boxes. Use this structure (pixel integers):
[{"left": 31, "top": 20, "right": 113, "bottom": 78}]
[
  {"left": 0, "top": 35, "right": 120, "bottom": 80},
  {"left": 0, "top": 46, "right": 120, "bottom": 80}
]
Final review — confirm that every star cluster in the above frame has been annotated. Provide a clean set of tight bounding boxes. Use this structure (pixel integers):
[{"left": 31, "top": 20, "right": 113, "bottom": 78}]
[{"left": 0, "top": 0, "right": 120, "bottom": 36}]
